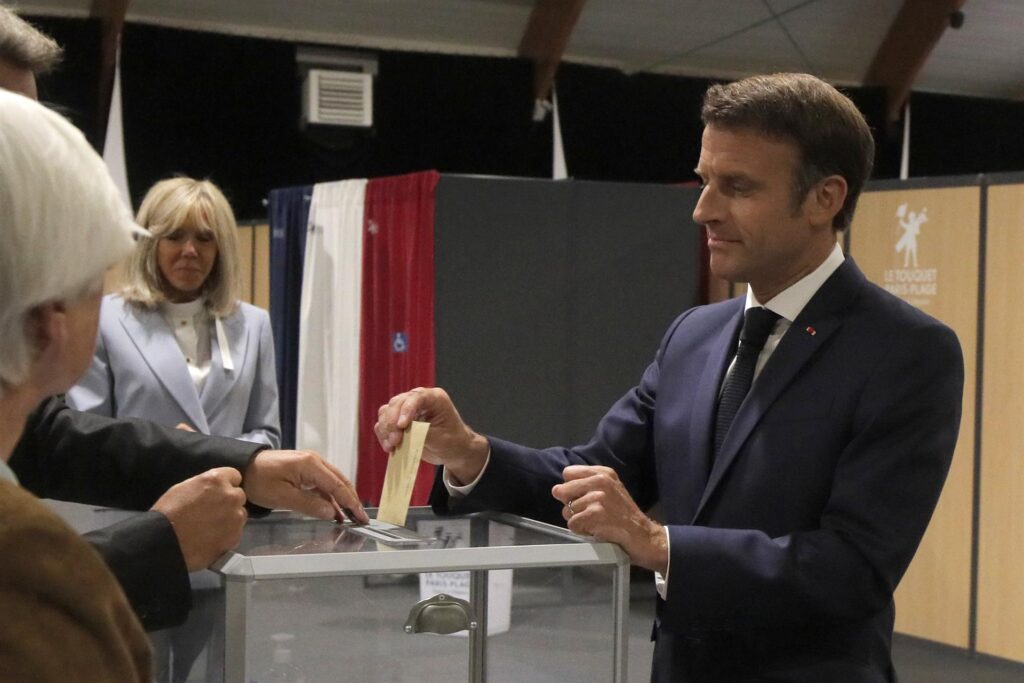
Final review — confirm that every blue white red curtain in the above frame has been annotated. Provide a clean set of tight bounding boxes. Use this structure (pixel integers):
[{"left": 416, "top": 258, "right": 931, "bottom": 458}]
[{"left": 284, "top": 171, "right": 437, "bottom": 505}]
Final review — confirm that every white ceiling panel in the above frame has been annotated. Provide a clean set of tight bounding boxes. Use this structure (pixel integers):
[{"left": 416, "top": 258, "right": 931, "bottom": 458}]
[
  {"left": 771, "top": 0, "right": 903, "bottom": 85},
  {"left": 917, "top": 0, "right": 1024, "bottom": 99},
  {"left": 660, "top": 20, "right": 813, "bottom": 81},
  {"left": 567, "top": 0, "right": 776, "bottom": 73},
  {"left": 12, "top": 0, "right": 1024, "bottom": 100},
  {"left": 124, "top": 0, "right": 534, "bottom": 56}
]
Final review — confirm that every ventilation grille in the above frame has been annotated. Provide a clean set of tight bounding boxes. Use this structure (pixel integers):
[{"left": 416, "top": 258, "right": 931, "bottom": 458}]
[{"left": 302, "top": 69, "right": 373, "bottom": 127}]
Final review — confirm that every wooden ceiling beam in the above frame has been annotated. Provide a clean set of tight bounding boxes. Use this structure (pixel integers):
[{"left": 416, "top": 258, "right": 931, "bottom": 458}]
[
  {"left": 518, "top": 0, "right": 588, "bottom": 103},
  {"left": 90, "top": 0, "right": 131, "bottom": 144},
  {"left": 864, "top": 0, "right": 967, "bottom": 123}
]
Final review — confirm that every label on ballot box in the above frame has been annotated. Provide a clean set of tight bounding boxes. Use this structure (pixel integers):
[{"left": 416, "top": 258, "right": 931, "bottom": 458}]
[{"left": 417, "top": 519, "right": 513, "bottom": 636}]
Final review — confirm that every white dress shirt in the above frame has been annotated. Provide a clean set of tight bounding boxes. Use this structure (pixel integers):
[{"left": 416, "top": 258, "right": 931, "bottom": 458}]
[
  {"left": 738, "top": 242, "right": 846, "bottom": 382},
  {"left": 161, "top": 299, "right": 212, "bottom": 391},
  {"left": 446, "top": 243, "right": 846, "bottom": 598}
]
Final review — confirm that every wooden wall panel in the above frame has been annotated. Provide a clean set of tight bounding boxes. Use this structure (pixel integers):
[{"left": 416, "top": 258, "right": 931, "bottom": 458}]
[
  {"left": 235, "top": 223, "right": 254, "bottom": 304},
  {"left": 850, "top": 186, "right": 978, "bottom": 648},
  {"left": 977, "top": 183, "right": 1024, "bottom": 661},
  {"left": 252, "top": 223, "right": 271, "bottom": 311}
]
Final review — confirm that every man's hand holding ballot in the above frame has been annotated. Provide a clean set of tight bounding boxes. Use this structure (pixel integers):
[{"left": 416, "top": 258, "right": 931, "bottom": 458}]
[{"left": 373, "top": 386, "right": 669, "bottom": 575}]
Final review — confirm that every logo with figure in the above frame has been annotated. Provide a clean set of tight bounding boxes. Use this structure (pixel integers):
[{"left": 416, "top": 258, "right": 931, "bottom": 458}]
[
  {"left": 895, "top": 203, "right": 927, "bottom": 268},
  {"left": 391, "top": 332, "right": 408, "bottom": 353},
  {"left": 883, "top": 202, "right": 938, "bottom": 309}
]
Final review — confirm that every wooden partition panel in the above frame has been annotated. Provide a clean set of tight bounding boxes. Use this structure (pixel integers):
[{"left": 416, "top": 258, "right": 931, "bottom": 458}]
[
  {"left": 850, "top": 186, "right": 979, "bottom": 648},
  {"left": 235, "top": 222, "right": 271, "bottom": 309},
  {"left": 252, "top": 224, "right": 271, "bottom": 310},
  {"left": 236, "top": 223, "right": 254, "bottom": 303},
  {"left": 977, "top": 183, "right": 1024, "bottom": 661}
]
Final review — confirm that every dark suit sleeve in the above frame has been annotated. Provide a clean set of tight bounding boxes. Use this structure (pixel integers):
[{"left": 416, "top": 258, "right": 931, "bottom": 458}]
[
  {"left": 83, "top": 513, "right": 192, "bottom": 631},
  {"left": 429, "top": 365, "right": 661, "bottom": 525},
  {"left": 10, "top": 396, "right": 262, "bottom": 509},
  {"left": 10, "top": 396, "right": 267, "bottom": 630}
]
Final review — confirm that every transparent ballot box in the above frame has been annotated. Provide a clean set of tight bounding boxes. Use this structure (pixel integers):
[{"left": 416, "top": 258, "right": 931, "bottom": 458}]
[{"left": 213, "top": 507, "right": 631, "bottom": 683}]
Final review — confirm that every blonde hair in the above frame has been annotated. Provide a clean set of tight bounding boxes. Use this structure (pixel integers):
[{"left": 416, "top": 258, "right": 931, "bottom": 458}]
[
  {"left": 0, "top": 90, "right": 137, "bottom": 397},
  {"left": 122, "top": 177, "right": 241, "bottom": 316}
]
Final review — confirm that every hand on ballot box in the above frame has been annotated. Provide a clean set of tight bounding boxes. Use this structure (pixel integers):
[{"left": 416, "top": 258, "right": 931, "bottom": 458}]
[{"left": 242, "top": 450, "right": 369, "bottom": 525}]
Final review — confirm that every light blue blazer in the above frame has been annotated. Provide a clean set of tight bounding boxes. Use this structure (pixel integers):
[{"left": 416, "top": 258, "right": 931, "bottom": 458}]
[{"left": 68, "top": 294, "right": 282, "bottom": 448}]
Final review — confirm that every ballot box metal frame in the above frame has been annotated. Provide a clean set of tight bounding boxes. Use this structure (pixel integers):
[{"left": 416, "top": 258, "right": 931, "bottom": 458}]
[{"left": 212, "top": 507, "right": 631, "bottom": 683}]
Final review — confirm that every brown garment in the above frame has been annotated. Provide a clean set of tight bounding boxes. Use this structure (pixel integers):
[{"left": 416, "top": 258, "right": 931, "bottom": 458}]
[{"left": 0, "top": 479, "right": 151, "bottom": 682}]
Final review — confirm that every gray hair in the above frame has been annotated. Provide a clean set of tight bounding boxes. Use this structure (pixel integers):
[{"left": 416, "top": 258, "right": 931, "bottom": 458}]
[
  {"left": 122, "top": 177, "right": 242, "bottom": 317},
  {"left": 0, "top": 90, "right": 138, "bottom": 397},
  {"left": 0, "top": 5, "right": 62, "bottom": 74}
]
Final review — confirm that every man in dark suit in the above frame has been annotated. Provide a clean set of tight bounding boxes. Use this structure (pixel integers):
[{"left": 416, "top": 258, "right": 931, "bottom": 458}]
[
  {"left": 376, "top": 73, "right": 963, "bottom": 681},
  {"left": 0, "top": 5, "right": 369, "bottom": 633}
]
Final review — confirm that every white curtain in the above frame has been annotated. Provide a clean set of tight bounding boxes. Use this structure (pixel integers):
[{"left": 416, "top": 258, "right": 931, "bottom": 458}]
[
  {"left": 102, "top": 45, "right": 131, "bottom": 211},
  {"left": 295, "top": 179, "right": 367, "bottom": 479},
  {"left": 552, "top": 85, "right": 568, "bottom": 180}
]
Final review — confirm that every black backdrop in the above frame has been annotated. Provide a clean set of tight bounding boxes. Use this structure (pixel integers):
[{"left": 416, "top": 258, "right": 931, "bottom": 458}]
[{"left": 24, "top": 16, "right": 1024, "bottom": 220}]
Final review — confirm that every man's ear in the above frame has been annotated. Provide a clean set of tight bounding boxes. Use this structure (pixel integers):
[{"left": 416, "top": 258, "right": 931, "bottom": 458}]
[
  {"left": 26, "top": 302, "right": 68, "bottom": 360},
  {"left": 808, "top": 175, "right": 848, "bottom": 228}
]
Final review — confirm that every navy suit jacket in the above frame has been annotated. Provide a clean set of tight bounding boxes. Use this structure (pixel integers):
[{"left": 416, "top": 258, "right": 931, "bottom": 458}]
[{"left": 432, "top": 258, "right": 963, "bottom": 682}]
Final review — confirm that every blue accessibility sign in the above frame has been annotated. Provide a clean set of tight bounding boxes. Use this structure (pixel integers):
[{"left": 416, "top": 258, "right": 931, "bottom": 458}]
[{"left": 392, "top": 332, "right": 408, "bottom": 353}]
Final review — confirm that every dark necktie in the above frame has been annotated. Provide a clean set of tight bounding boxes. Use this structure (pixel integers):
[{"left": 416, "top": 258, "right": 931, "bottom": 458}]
[{"left": 714, "top": 307, "right": 781, "bottom": 454}]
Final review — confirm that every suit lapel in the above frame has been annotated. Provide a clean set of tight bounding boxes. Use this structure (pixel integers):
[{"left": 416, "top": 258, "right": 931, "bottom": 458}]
[
  {"left": 119, "top": 304, "right": 210, "bottom": 432},
  {"left": 199, "top": 309, "right": 249, "bottom": 418},
  {"left": 692, "top": 259, "right": 866, "bottom": 521}
]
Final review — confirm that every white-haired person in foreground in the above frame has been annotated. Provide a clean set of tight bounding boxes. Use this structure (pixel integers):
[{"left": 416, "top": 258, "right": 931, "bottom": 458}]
[
  {"left": 0, "top": 89, "right": 151, "bottom": 680},
  {"left": 0, "top": 6, "right": 368, "bottom": 642}
]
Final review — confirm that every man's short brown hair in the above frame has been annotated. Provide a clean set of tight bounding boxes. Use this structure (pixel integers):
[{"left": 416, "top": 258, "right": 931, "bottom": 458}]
[
  {"left": 701, "top": 73, "right": 874, "bottom": 230},
  {"left": 0, "top": 5, "right": 62, "bottom": 75}
]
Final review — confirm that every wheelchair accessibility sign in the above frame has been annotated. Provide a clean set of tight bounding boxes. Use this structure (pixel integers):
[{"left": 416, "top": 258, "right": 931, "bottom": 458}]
[{"left": 392, "top": 332, "right": 408, "bottom": 353}]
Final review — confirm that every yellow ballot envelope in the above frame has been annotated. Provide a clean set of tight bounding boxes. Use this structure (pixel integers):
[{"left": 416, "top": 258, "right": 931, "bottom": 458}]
[{"left": 376, "top": 420, "right": 429, "bottom": 526}]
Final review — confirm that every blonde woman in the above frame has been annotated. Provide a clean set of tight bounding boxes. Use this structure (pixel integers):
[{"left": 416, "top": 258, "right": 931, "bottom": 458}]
[{"left": 68, "top": 177, "right": 281, "bottom": 448}]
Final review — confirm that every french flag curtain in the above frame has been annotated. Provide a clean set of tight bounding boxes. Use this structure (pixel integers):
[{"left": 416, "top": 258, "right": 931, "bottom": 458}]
[
  {"left": 290, "top": 171, "right": 438, "bottom": 506},
  {"left": 356, "top": 171, "right": 438, "bottom": 505}
]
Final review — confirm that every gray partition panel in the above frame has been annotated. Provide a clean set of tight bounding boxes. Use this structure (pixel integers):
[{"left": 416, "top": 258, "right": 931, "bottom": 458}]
[{"left": 435, "top": 176, "right": 701, "bottom": 448}]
